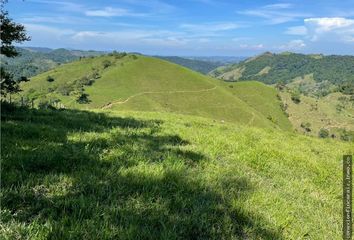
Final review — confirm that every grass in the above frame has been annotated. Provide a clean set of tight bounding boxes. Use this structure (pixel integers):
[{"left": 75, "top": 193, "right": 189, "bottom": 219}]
[
  {"left": 1, "top": 105, "right": 353, "bottom": 239},
  {"left": 16, "top": 55, "right": 291, "bottom": 130},
  {"left": 280, "top": 90, "right": 354, "bottom": 137},
  {"left": 221, "top": 81, "right": 292, "bottom": 131}
]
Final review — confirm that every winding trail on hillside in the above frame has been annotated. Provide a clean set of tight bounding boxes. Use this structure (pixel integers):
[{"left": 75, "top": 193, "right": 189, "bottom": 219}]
[{"left": 101, "top": 86, "right": 218, "bottom": 110}]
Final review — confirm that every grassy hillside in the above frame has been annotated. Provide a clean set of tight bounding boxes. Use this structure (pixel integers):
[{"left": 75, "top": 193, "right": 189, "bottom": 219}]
[
  {"left": 16, "top": 54, "right": 291, "bottom": 131},
  {"left": 280, "top": 90, "right": 354, "bottom": 138},
  {"left": 221, "top": 81, "right": 293, "bottom": 130},
  {"left": 1, "top": 106, "right": 353, "bottom": 239}
]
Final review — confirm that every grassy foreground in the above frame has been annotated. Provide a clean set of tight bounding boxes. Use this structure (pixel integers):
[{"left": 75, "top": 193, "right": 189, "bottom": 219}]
[{"left": 1, "top": 106, "right": 353, "bottom": 239}]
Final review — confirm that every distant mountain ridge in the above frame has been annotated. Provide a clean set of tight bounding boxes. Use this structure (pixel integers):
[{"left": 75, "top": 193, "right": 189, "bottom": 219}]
[
  {"left": 210, "top": 52, "right": 354, "bottom": 96},
  {"left": 155, "top": 56, "right": 224, "bottom": 74},
  {"left": 0, "top": 47, "right": 105, "bottom": 80}
]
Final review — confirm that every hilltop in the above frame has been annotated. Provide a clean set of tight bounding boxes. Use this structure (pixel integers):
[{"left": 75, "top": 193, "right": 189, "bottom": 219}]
[{"left": 16, "top": 53, "right": 292, "bottom": 131}]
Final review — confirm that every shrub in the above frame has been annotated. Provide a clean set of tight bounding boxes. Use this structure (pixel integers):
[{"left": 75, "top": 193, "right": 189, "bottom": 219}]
[
  {"left": 267, "top": 115, "right": 278, "bottom": 124},
  {"left": 300, "top": 122, "right": 311, "bottom": 132},
  {"left": 102, "top": 60, "right": 112, "bottom": 69},
  {"left": 339, "top": 129, "right": 354, "bottom": 142},
  {"left": 318, "top": 128, "right": 329, "bottom": 138},
  {"left": 76, "top": 76, "right": 94, "bottom": 87},
  {"left": 57, "top": 84, "right": 74, "bottom": 96},
  {"left": 291, "top": 92, "right": 301, "bottom": 104},
  {"left": 47, "top": 76, "right": 55, "bottom": 82},
  {"left": 76, "top": 93, "right": 91, "bottom": 104}
]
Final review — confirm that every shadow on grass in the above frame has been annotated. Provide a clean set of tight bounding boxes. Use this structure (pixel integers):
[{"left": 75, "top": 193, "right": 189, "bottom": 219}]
[{"left": 1, "top": 104, "right": 284, "bottom": 239}]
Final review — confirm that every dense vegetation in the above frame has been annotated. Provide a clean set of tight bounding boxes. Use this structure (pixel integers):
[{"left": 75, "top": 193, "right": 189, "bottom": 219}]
[
  {"left": 1, "top": 104, "right": 352, "bottom": 239},
  {"left": 14, "top": 54, "right": 292, "bottom": 131},
  {"left": 156, "top": 56, "right": 224, "bottom": 74},
  {"left": 0, "top": 47, "right": 104, "bottom": 80},
  {"left": 211, "top": 52, "right": 354, "bottom": 96}
]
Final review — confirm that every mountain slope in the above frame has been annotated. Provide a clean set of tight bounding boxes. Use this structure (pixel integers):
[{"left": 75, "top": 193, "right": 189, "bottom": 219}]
[
  {"left": 210, "top": 52, "right": 354, "bottom": 140},
  {"left": 17, "top": 54, "right": 291, "bottom": 130},
  {"left": 210, "top": 52, "right": 354, "bottom": 96}
]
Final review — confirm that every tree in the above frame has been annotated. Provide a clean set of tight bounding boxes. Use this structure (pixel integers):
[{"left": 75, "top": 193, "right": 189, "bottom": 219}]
[{"left": 0, "top": 0, "right": 31, "bottom": 96}]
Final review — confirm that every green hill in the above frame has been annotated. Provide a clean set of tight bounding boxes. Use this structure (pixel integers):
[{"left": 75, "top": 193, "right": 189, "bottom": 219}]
[
  {"left": 1, "top": 106, "right": 352, "bottom": 239},
  {"left": 210, "top": 52, "right": 354, "bottom": 97},
  {"left": 210, "top": 52, "right": 354, "bottom": 141},
  {"left": 16, "top": 54, "right": 292, "bottom": 131}
]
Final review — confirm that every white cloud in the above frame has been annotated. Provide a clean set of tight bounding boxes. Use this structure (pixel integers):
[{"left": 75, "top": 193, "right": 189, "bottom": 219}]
[
  {"left": 239, "top": 43, "right": 264, "bottom": 50},
  {"left": 85, "top": 7, "right": 144, "bottom": 17},
  {"left": 262, "top": 3, "right": 293, "bottom": 10},
  {"left": 304, "top": 17, "right": 354, "bottom": 42},
  {"left": 285, "top": 26, "right": 308, "bottom": 35},
  {"left": 238, "top": 3, "right": 310, "bottom": 24},
  {"left": 180, "top": 22, "right": 242, "bottom": 32},
  {"left": 279, "top": 40, "right": 306, "bottom": 50},
  {"left": 305, "top": 17, "right": 354, "bottom": 32}
]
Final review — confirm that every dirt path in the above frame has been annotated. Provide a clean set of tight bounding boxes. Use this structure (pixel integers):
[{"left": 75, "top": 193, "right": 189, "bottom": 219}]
[{"left": 101, "top": 86, "right": 217, "bottom": 110}]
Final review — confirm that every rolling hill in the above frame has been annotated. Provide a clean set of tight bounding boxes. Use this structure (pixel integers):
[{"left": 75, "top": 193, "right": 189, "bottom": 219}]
[
  {"left": 210, "top": 52, "right": 354, "bottom": 140},
  {"left": 16, "top": 53, "right": 292, "bottom": 131},
  {"left": 0, "top": 47, "right": 104, "bottom": 80}
]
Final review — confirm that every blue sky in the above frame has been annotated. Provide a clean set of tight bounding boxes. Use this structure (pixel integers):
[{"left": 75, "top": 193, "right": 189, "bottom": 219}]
[{"left": 6, "top": 0, "right": 354, "bottom": 56}]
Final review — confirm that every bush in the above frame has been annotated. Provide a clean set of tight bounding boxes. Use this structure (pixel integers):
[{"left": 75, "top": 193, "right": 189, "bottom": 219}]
[
  {"left": 339, "top": 129, "right": 354, "bottom": 142},
  {"left": 47, "top": 76, "right": 55, "bottom": 82},
  {"left": 291, "top": 92, "right": 301, "bottom": 104},
  {"left": 76, "top": 93, "right": 91, "bottom": 104},
  {"left": 318, "top": 128, "right": 329, "bottom": 138},
  {"left": 57, "top": 84, "right": 74, "bottom": 96},
  {"left": 267, "top": 115, "right": 278, "bottom": 124},
  {"left": 114, "top": 52, "right": 127, "bottom": 59},
  {"left": 102, "top": 60, "right": 112, "bottom": 69},
  {"left": 76, "top": 76, "right": 95, "bottom": 87},
  {"left": 300, "top": 122, "right": 311, "bottom": 132}
]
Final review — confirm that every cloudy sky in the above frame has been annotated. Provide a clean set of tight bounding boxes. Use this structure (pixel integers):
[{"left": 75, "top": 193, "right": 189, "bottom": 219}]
[{"left": 6, "top": 0, "right": 354, "bottom": 56}]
